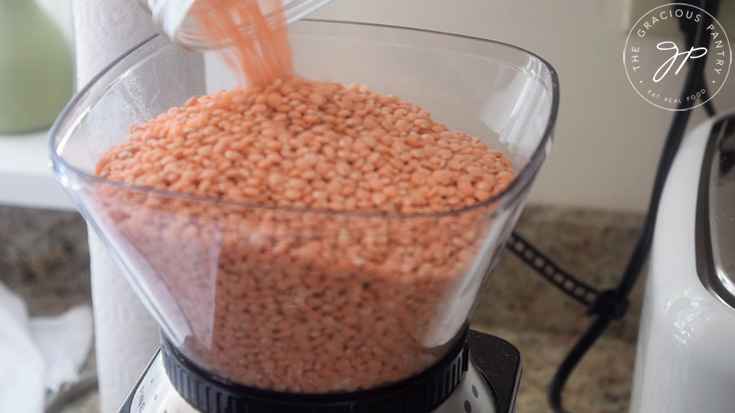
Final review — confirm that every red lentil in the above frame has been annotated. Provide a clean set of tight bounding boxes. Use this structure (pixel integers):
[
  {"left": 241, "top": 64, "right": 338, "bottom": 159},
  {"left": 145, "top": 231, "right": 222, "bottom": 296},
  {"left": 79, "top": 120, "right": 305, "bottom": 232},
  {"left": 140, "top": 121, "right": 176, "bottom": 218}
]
[{"left": 93, "top": 0, "right": 515, "bottom": 396}]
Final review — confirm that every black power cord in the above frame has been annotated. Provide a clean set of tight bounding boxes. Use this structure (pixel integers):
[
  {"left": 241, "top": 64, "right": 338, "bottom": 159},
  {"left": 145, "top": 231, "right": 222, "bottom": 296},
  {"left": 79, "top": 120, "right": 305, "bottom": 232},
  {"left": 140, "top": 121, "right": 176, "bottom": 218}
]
[{"left": 506, "top": 1, "right": 719, "bottom": 411}]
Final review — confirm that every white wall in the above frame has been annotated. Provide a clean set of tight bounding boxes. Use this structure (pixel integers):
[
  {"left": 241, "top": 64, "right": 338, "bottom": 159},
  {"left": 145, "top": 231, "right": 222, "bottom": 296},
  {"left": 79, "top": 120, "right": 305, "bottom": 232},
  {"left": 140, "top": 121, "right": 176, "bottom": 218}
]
[
  {"left": 37, "top": 0, "right": 74, "bottom": 45},
  {"left": 310, "top": 0, "right": 735, "bottom": 212}
]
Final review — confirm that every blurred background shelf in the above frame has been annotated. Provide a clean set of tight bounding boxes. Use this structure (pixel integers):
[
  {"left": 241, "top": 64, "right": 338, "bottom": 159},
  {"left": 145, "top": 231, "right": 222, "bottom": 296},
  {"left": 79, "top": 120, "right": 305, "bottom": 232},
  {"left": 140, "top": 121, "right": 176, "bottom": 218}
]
[{"left": 0, "top": 130, "right": 74, "bottom": 210}]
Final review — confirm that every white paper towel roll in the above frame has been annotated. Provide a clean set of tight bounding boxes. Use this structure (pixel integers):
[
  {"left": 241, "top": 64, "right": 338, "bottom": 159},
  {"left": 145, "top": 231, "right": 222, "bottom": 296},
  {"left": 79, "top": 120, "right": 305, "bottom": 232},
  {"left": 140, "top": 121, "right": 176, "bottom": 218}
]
[
  {"left": 73, "top": 0, "right": 158, "bottom": 86},
  {"left": 72, "top": 2, "right": 161, "bottom": 412},
  {"left": 87, "top": 229, "right": 159, "bottom": 413}
]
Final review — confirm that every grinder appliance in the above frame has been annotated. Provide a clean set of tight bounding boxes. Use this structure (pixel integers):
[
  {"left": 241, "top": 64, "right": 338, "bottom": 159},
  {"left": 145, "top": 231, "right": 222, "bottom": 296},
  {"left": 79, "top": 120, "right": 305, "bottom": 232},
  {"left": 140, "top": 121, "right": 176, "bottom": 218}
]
[{"left": 49, "top": 20, "right": 559, "bottom": 413}]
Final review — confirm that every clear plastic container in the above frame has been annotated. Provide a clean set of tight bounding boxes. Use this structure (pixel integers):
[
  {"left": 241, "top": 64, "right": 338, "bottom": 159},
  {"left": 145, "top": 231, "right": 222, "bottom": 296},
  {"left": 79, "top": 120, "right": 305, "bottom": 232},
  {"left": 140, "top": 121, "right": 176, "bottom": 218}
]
[
  {"left": 140, "top": 0, "right": 332, "bottom": 50},
  {"left": 50, "top": 20, "right": 558, "bottom": 393}
]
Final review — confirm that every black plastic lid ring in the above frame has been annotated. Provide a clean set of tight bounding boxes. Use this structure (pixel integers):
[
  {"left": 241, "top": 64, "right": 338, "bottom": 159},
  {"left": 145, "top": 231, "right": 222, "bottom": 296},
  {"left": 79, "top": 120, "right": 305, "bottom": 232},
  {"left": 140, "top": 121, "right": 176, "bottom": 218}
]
[{"left": 161, "top": 326, "right": 470, "bottom": 413}]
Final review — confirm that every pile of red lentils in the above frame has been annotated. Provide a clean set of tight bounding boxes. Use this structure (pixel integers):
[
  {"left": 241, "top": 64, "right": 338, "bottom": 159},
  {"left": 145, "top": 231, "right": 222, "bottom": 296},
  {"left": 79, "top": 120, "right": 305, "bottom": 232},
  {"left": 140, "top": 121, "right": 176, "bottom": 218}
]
[{"left": 95, "top": 76, "right": 513, "bottom": 393}]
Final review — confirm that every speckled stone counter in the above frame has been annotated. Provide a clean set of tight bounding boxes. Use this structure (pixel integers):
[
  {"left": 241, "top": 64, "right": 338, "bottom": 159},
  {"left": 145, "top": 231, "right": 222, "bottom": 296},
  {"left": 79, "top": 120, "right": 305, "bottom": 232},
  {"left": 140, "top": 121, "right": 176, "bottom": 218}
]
[
  {"left": 0, "top": 204, "right": 644, "bottom": 413},
  {"left": 472, "top": 207, "right": 645, "bottom": 413}
]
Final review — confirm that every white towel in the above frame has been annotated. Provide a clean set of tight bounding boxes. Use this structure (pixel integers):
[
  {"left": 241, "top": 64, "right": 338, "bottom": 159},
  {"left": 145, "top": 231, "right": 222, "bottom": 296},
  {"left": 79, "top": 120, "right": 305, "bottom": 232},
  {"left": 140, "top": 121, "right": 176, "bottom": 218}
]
[{"left": 0, "top": 282, "right": 92, "bottom": 413}]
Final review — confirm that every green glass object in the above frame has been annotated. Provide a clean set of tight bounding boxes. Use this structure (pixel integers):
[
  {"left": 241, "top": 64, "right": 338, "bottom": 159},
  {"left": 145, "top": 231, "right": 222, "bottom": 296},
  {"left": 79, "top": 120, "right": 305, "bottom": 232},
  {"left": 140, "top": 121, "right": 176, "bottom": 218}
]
[{"left": 0, "top": 0, "right": 74, "bottom": 134}]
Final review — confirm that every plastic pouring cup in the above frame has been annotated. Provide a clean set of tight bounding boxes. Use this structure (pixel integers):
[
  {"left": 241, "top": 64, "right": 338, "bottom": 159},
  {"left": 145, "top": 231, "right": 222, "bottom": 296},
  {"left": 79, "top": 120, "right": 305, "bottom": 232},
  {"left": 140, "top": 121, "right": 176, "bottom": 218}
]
[{"left": 140, "top": 0, "right": 333, "bottom": 50}]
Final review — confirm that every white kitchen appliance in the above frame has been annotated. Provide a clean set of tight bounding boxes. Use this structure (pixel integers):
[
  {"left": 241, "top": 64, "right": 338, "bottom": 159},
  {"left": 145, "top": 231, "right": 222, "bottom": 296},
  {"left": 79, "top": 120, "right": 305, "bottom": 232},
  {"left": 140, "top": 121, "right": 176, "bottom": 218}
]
[{"left": 631, "top": 111, "right": 735, "bottom": 413}]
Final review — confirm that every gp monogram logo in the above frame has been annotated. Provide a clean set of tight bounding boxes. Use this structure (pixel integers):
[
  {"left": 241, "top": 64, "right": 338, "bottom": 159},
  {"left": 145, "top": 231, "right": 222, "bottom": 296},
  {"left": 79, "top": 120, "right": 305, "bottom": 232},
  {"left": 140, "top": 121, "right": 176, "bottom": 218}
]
[{"left": 624, "top": 3, "right": 731, "bottom": 111}]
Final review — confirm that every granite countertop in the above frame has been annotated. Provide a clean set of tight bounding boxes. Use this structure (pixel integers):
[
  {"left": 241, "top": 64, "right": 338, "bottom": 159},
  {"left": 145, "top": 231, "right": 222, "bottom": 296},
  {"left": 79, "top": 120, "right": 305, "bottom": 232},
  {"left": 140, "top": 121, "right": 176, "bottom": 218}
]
[
  {"left": 472, "top": 207, "right": 645, "bottom": 412},
  {"left": 0, "top": 204, "right": 644, "bottom": 413}
]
